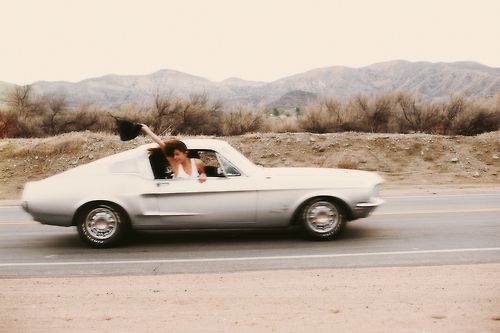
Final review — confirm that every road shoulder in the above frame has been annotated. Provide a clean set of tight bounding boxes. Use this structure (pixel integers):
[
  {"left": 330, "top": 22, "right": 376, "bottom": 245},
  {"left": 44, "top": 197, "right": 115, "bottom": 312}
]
[{"left": 1, "top": 263, "right": 499, "bottom": 332}]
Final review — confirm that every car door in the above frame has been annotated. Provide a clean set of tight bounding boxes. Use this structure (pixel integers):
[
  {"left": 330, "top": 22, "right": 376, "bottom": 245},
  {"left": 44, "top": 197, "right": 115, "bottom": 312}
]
[{"left": 154, "top": 153, "right": 257, "bottom": 228}]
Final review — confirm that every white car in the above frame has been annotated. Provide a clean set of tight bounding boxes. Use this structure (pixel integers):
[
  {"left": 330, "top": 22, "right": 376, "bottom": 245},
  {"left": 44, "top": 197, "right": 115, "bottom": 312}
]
[{"left": 22, "top": 139, "right": 384, "bottom": 247}]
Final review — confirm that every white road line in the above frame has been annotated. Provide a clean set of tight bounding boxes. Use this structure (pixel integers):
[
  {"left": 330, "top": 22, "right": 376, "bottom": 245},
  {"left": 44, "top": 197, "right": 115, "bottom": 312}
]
[
  {"left": 373, "top": 207, "right": 500, "bottom": 216},
  {"left": 1, "top": 247, "right": 499, "bottom": 268},
  {"left": 382, "top": 193, "right": 500, "bottom": 199}
]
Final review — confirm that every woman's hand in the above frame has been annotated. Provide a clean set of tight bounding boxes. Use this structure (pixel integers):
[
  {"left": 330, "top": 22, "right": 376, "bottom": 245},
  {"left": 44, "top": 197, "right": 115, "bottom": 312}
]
[
  {"left": 198, "top": 173, "right": 207, "bottom": 183},
  {"left": 140, "top": 124, "right": 165, "bottom": 149}
]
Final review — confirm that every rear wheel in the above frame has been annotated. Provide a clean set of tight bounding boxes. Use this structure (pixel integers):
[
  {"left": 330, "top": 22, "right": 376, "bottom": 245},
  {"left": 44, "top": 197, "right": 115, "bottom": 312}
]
[
  {"left": 300, "top": 198, "right": 347, "bottom": 240},
  {"left": 76, "top": 203, "right": 128, "bottom": 247}
]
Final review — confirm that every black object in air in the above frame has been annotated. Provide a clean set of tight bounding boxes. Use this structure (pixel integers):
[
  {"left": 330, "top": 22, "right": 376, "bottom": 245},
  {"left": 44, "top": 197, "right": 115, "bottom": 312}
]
[{"left": 115, "top": 118, "right": 142, "bottom": 141}]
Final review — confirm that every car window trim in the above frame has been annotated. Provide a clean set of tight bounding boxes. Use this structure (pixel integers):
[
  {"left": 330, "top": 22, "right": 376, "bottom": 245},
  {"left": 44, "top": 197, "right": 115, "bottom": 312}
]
[
  {"left": 146, "top": 147, "right": 248, "bottom": 181},
  {"left": 216, "top": 152, "right": 245, "bottom": 177}
]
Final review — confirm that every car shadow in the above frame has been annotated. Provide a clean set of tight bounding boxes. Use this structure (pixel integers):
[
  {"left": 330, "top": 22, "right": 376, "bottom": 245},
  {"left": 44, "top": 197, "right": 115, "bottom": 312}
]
[
  {"left": 129, "top": 228, "right": 301, "bottom": 245},
  {"left": 41, "top": 224, "right": 380, "bottom": 250},
  {"left": 124, "top": 224, "right": 378, "bottom": 248}
]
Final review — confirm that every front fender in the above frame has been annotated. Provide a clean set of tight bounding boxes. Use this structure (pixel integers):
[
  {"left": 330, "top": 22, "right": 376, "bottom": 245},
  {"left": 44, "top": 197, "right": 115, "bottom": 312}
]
[{"left": 289, "top": 188, "right": 369, "bottom": 222}]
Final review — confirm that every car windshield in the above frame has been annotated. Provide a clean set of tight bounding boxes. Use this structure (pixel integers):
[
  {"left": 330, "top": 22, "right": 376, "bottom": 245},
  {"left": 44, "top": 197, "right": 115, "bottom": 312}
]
[{"left": 219, "top": 144, "right": 259, "bottom": 174}]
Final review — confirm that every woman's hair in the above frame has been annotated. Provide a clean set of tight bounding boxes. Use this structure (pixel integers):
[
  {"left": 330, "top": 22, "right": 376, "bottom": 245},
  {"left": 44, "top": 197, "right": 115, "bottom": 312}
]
[
  {"left": 147, "top": 147, "right": 168, "bottom": 179},
  {"left": 163, "top": 139, "right": 188, "bottom": 157}
]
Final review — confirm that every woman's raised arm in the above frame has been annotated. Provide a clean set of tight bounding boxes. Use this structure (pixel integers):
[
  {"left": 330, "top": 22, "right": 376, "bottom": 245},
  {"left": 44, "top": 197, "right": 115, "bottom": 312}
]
[{"left": 141, "top": 124, "right": 165, "bottom": 150}]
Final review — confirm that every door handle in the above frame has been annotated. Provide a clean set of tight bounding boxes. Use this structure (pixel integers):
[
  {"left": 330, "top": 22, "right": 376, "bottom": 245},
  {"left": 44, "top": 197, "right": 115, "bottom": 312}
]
[{"left": 156, "top": 181, "right": 170, "bottom": 187}]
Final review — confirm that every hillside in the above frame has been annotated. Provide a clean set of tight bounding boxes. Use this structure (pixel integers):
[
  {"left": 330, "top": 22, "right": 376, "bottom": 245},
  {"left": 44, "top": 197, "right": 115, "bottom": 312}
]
[
  {"left": 1, "top": 60, "right": 499, "bottom": 109},
  {"left": 263, "top": 61, "right": 500, "bottom": 101},
  {"left": 0, "top": 131, "right": 498, "bottom": 199},
  {"left": 266, "top": 90, "right": 318, "bottom": 111}
]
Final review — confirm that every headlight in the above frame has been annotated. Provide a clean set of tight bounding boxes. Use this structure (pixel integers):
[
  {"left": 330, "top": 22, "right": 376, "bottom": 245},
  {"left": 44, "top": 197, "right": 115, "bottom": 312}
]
[
  {"left": 372, "top": 184, "right": 382, "bottom": 198},
  {"left": 21, "top": 201, "right": 29, "bottom": 212}
]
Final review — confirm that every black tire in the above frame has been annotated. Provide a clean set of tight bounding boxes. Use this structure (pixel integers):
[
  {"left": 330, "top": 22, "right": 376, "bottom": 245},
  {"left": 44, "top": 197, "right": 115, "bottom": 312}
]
[
  {"left": 76, "top": 203, "right": 129, "bottom": 248},
  {"left": 299, "top": 198, "right": 347, "bottom": 240}
]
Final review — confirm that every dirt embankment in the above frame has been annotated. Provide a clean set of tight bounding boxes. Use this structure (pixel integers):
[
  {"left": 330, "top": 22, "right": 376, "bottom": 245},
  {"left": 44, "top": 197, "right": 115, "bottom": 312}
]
[{"left": 0, "top": 131, "right": 499, "bottom": 199}]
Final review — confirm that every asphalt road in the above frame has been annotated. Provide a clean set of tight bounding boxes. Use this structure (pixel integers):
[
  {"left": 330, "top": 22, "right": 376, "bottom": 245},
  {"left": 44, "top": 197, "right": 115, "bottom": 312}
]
[{"left": 0, "top": 191, "right": 499, "bottom": 278}]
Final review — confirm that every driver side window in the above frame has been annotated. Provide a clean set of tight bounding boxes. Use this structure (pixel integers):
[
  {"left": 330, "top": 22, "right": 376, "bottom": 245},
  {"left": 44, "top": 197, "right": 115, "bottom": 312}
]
[{"left": 148, "top": 148, "right": 242, "bottom": 179}]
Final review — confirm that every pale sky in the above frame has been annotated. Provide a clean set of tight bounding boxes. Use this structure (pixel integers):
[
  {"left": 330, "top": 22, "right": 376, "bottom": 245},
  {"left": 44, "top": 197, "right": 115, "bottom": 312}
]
[{"left": 1, "top": 0, "right": 499, "bottom": 85}]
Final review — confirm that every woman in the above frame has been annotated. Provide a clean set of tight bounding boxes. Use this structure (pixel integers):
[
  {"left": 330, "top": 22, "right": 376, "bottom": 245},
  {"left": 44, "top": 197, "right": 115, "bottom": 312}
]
[{"left": 141, "top": 124, "right": 207, "bottom": 183}]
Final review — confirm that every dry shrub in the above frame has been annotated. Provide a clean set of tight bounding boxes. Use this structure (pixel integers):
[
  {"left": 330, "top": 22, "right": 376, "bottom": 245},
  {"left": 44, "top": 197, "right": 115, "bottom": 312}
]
[
  {"left": 369, "top": 95, "right": 397, "bottom": 132},
  {"left": 320, "top": 92, "right": 500, "bottom": 135},
  {"left": 452, "top": 109, "right": 500, "bottom": 135},
  {"left": 299, "top": 98, "right": 343, "bottom": 133},
  {"left": 344, "top": 94, "right": 399, "bottom": 132},
  {"left": 2, "top": 85, "right": 46, "bottom": 137},
  {"left": 340, "top": 96, "right": 367, "bottom": 131},
  {"left": 1, "top": 86, "right": 116, "bottom": 137},
  {"left": 222, "top": 107, "right": 265, "bottom": 135},
  {"left": 446, "top": 97, "right": 500, "bottom": 135},
  {"left": 0, "top": 111, "right": 18, "bottom": 138},
  {"left": 439, "top": 96, "right": 466, "bottom": 134},
  {"left": 1, "top": 86, "right": 498, "bottom": 138},
  {"left": 173, "top": 94, "right": 223, "bottom": 135},
  {"left": 1, "top": 89, "right": 226, "bottom": 137},
  {"left": 11, "top": 113, "right": 46, "bottom": 137},
  {"left": 147, "top": 92, "right": 223, "bottom": 135},
  {"left": 264, "top": 116, "right": 299, "bottom": 133},
  {"left": 5, "top": 85, "right": 36, "bottom": 115},
  {"left": 395, "top": 92, "right": 443, "bottom": 133}
]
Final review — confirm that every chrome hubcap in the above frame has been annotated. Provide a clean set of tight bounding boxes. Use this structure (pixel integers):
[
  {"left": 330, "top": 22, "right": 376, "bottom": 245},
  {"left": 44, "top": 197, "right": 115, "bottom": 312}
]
[
  {"left": 85, "top": 207, "right": 118, "bottom": 240},
  {"left": 306, "top": 201, "right": 339, "bottom": 233}
]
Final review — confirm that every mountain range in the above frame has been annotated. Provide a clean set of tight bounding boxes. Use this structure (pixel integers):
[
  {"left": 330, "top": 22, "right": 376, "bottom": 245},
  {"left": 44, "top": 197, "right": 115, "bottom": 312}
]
[{"left": 1, "top": 60, "right": 499, "bottom": 109}]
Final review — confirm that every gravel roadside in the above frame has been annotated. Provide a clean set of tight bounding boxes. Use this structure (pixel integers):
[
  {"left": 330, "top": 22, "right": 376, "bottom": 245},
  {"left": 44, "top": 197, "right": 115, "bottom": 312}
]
[{"left": 1, "top": 264, "right": 499, "bottom": 332}]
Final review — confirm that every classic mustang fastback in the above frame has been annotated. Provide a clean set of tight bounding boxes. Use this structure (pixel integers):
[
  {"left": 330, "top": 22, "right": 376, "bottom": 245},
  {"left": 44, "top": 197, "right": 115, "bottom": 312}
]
[{"left": 22, "top": 139, "right": 384, "bottom": 247}]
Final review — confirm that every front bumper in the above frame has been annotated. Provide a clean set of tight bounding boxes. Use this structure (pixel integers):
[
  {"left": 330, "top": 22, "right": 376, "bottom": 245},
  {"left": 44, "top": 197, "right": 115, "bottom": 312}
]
[{"left": 352, "top": 198, "right": 384, "bottom": 219}]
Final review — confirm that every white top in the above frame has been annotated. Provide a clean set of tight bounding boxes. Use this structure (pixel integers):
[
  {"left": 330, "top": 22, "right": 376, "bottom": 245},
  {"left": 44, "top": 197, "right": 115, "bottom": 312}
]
[{"left": 175, "top": 158, "right": 199, "bottom": 179}]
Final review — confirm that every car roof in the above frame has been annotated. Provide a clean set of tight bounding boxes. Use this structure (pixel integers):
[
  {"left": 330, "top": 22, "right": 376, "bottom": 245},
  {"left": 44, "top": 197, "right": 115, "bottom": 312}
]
[
  {"left": 178, "top": 138, "right": 229, "bottom": 150},
  {"left": 96, "top": 139, "right": 229, "bottom": 164},
  {"left": 49, "top": 139, "right": 237, "bottom": 178},
  {"left": 139, "top": 138, "right": 229, "bottom": 151}
]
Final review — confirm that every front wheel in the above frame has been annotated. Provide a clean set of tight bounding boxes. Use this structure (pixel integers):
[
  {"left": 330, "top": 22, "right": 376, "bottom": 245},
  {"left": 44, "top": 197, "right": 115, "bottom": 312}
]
[
  {"left": 76, "top": 203, "right": 128, "bottom": 247},
  {"left": 300, "top": 199, "right": 347, "bottom": 240}
]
